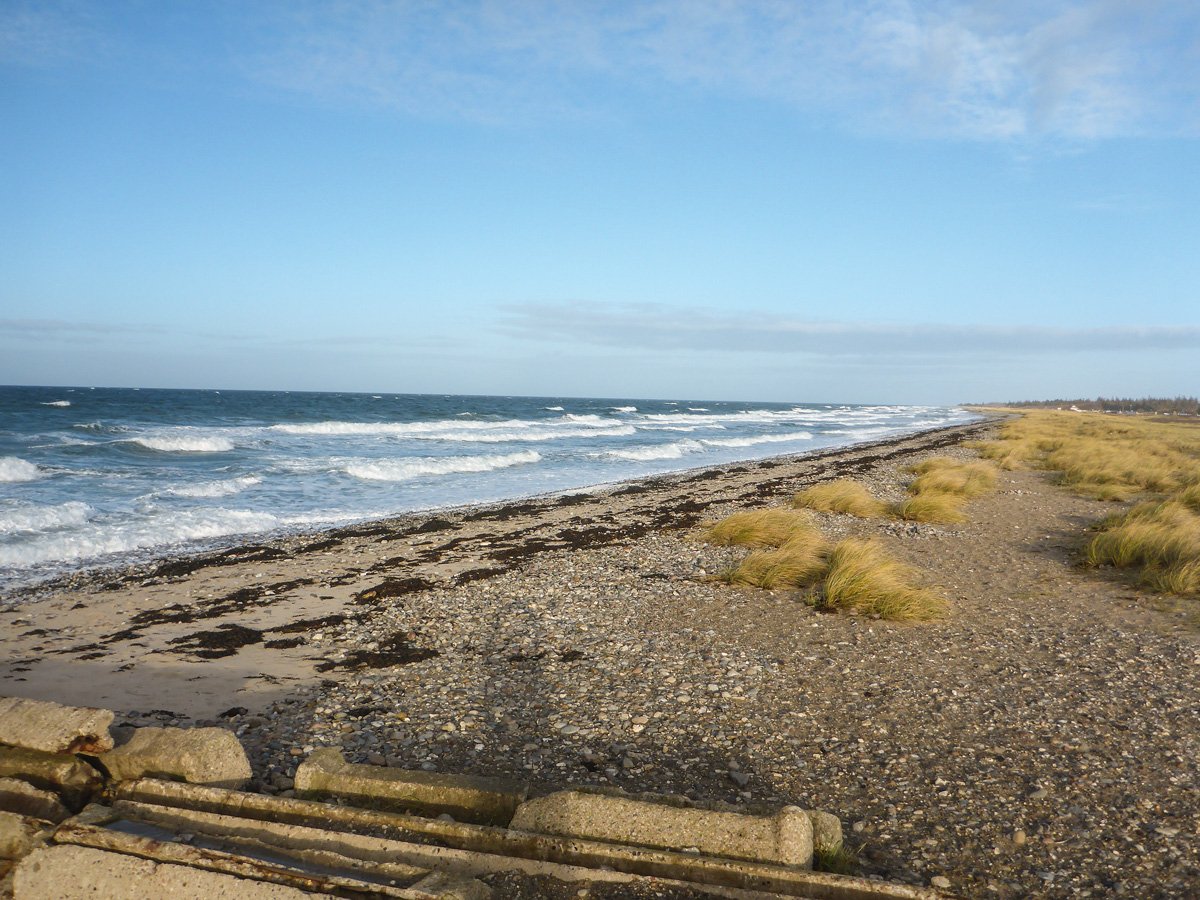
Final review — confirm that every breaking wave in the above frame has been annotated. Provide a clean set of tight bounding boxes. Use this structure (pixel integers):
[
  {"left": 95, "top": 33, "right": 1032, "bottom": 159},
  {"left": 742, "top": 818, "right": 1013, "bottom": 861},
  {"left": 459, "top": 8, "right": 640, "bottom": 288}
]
[
  {"left": 0, "top": 457, "right": 43, "bottom": 483},
  {"left": 343, "top": 450, "right": 542, "bottom": 482},
  {"left": 0, "top": 501, "right": 92, "bottom": 535},
  {"left": 129, "top": 436, "right": 236, "bottom": 453}
]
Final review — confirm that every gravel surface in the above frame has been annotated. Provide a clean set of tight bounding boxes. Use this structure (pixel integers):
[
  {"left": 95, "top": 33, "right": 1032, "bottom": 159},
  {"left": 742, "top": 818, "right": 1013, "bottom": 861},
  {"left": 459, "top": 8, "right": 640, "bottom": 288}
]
[
  {"left": 238, "top": 434, "right": 1198, "bottom": 898},
  {"left": 7, "top": 420, "right": 1198, "bottom": 898}
]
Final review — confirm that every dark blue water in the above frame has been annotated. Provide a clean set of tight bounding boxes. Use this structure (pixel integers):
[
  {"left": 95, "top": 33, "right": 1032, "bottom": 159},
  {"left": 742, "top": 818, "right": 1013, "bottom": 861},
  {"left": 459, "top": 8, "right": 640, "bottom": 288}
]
[{"left": 0, "top": 386, "right": 975, "bottom": 588}]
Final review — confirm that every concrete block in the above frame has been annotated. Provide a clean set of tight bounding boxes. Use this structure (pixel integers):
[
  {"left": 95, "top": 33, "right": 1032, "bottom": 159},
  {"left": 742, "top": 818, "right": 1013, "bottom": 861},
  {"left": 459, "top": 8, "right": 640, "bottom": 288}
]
[
  {"left": 100, "top": 727, "right": 251, "bottom": 789},
  {"left": 0, "top": 747, "right": 103, "bottom": 810},
  {"left": 295, "top": 749, "right": 527, "bottom": 826},
  {"left": 510, "top": 789, "right": 813, "bottom": 868},
  {"left": 807, "top": 808, "right": 844, "bottom": 854},
  {"left": 0, "top": 778, "right": 70, "bottom": 822},
  {"left": 12, "top": 844, "right": 319, "bottom": 898},
  {"left": 0, "top": 696, "right": 114, "bottom": 754},
  {"left": 0, "top": 811, "right": 40, "bottom": 861}
]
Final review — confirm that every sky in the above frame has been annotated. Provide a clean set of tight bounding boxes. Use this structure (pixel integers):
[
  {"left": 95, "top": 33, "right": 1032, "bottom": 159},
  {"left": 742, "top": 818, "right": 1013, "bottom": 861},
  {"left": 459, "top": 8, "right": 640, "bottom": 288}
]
[{"left": 1, "top": 1, "right": 1197, "bottom": 405}]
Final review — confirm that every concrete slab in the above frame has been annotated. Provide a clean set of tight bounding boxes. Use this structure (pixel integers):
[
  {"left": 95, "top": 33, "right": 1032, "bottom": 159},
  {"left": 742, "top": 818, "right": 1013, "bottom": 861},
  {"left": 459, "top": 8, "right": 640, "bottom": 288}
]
[
  {"left": 99, "top": 726, "right": 251, "bottom": 789},
  {"left": 13, "top": 844, "right": 321, "bottom": 898},
  {"left": 295, "top": 748, "right": 528, "bottom": 825},
  {"left": 511, "top": 789, "right": 814, "bottom": 868},
  {"left": 0, "top": 811, "right": 42, "bottom": 861},
  {"left": 0, "top": 696, "right": 114, "bottom": 755},
  {"left": 114, "top": 780, "right": 940, "bottom": 899},
  {"left": 0, "top": 777, "right": 70, "bottom": 822},
  {"left": 0, "top": 747, "right": 103, "bottom": 810}
]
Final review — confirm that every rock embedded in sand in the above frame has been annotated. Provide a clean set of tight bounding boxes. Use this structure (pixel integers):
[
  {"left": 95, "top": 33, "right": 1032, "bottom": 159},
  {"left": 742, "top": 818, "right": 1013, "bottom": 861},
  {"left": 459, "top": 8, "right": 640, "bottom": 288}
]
[
  {"left": 0, "top": 696, "right": 114, "bottom": 754},
  {"left": 99, "top": 726, "right": 252, "bottom": 789}
]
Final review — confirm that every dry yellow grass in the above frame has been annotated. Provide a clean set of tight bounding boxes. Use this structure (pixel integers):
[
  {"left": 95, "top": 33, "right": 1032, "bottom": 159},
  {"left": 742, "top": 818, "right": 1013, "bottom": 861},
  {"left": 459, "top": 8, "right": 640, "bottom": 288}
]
[
  {"left": 891, "top": 492, "right": 967, "bottom": 524},
  {"left": 906, "top": 458, "right": 997, "bottom": 498},
  {"left": 1086, "top": 499, "right": 1200, "bottom": 595},
  {"left": 706, "top": 507, "right": 947, "bottom": 620},
  {"left": 702, "top": 508, "right": 815, "bottom": 548},
  {"left": 818, "top": 538, "right": 947, "bottom": 621},
  {"left": 792, "top": 479, "right": 887, "bottom": 518},
  {"left": 980, "top": 409, "right": 1200, "bottom": 596},
  {"left": 725, "top": 530, "right": 831, "bottom": 590}
]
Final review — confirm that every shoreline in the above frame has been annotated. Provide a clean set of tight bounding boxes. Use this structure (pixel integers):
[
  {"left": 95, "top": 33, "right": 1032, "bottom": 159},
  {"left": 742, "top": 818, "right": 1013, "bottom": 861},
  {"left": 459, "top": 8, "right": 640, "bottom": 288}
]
[
  {"left": 4, "top": 412, "right": 1197, "bottom": 896},
  {"left": 0, "top": 419, "right": 993, "bottom": 721},
  {"left": 3, "top": 418, "right": 988, "bottom": 605}
]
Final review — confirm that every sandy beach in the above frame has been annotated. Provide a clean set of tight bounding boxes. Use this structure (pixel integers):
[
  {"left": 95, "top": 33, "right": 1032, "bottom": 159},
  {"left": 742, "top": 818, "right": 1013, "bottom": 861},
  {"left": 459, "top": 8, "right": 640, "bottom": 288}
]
[{"left": 2, "top": 418, "right": 1197, "bottom": 898}]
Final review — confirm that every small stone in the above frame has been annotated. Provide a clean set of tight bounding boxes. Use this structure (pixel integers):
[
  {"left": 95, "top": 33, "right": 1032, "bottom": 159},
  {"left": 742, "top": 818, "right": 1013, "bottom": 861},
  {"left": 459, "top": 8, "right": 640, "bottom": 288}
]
[
  {"left": 931, "top": 875, "right": 951, "bottom": 889},
  {"left": 1013, "top": 829, "right": 1027, "bottom": 845},
  {"left": 1028, "top": 787, "right": 1048, "bottom": 800},
  {"left": 729, "top": 770, "right": 751, "bottom": 788}
]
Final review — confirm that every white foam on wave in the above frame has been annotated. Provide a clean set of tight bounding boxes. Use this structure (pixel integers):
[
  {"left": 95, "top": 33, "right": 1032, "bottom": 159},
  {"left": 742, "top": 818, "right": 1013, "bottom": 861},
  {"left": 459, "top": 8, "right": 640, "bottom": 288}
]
[
  {"left": 0, "top": 457, "right": 43, "bottom": 483},
  {"left": 544, "top": 406, "right": 564, "bottom": 411},
  {"left": 606, "top": 440, "right": 704, "bottom": 462},
  {"left": 0, "top": 501, "right": 92, "bottom": 535},
  {"left": 687, "top": 407, "right": 708, "bottom": 412},
  {"left": 562, "top": 414, "right": 621, "bottom": 426},
  {"left": 269, "top": 417, "right": 627, "bottom": 442},
  {"left": 343, "top": 450, "right": 542, "bottom": 482},
  {"left": 701, "top": 432, "right": 813, "bottom": 448},
  {"left": 0, "top": 506, "right": 313, "bottom": 569},
  {"left": 41, "top": 400, "right": 72, "bottom": 407},
  {"left": 161, "top": 476, "right": 262, "bottom": 498},
  {"left": 130, "top": 435, "right": 235, "bottom": 453},
  {"left": 611, "top": 406, "right": 637, "bottom": 413}
]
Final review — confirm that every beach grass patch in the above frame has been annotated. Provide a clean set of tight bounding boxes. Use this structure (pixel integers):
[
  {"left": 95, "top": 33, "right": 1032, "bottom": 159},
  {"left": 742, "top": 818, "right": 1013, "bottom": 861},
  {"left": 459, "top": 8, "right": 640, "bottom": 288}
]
[
  {"left": 702, "top": 508, "right": 816, "bottom": 548},
  {"left": 891, "top": 492, "right": 967, "bottom": 524},
  {"left": 906, "top": 458, "right": 997, "bottom": 498},
  {"left": 817, "top": 539, "right": 947, "bottom": 621},
  {"left": 792, "top": 479, "right": 887, "bottom": 518},
  {"left": 725, "top": 530, "right": 831, "bottom": 590},
  {"left": 1086, "top": 498, "right": 1200, "bottom": 595}
]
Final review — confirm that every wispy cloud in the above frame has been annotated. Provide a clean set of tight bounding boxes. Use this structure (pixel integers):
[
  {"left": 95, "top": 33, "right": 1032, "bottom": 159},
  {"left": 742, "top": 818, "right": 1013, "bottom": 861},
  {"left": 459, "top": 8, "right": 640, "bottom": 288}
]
[
  {"left": 0, "top": 318, "right": 166, "bottom": 339},
  {"left": 499, "top": 302, "right": 1200, "bottom": 358},
  {"left": 243, "top": 1, "right": 1199, "bottom": 139}
]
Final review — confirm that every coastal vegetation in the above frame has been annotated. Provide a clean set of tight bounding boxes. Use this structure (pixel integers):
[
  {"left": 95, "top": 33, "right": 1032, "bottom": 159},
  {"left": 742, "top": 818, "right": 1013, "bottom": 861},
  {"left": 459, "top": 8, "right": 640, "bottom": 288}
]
[
  {"left": 792, "top": 479, "right": 887, "bottom": 518},
  {"left": 790, "top": 457, "right": 999, "bottom": 525},
  {"left": 703, "top": 508, "right": 816, "bottom": 548},
  {"left": 974, "top": 409, "right": 1200, "bottom": 596},
  {"left": 704, "top": 510, "right": 947, "bottom": 622},
  {"left": 992, "top": 396, "right": 1200, "bottom": 416}
]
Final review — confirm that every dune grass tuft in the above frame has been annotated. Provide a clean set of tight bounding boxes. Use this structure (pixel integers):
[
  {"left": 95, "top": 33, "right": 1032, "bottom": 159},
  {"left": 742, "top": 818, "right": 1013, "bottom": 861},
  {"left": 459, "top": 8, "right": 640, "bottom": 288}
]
[
  {"left": 703, "top": 508, "right": 815, "bottom": 548},
  {"left": 793, "top": 479, "right": 887, "bottom": 518},
  {"left": 891, "top": 492, "right": 967, "bottom": 524},
  {"left": 726, "top": 530, "right": 831, "bottom": 590},
  {"left": 1086, "top": 498, "right": 1200, "bottom": 595},
  {"left": 816, "top": 539, "right": 947, "bottom": 621},
  {"left": 906, "top": 458, "right": 997, "bottom": 498},
  {"left": 709, "top": 513, "right": 948, "bottom": 621}
]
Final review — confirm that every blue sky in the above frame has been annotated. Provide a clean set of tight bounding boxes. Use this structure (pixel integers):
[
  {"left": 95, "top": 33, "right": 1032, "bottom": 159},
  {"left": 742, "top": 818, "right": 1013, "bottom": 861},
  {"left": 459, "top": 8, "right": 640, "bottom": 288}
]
[{"left": 1, "top": 1, "right": 1197, "bottom": 404}]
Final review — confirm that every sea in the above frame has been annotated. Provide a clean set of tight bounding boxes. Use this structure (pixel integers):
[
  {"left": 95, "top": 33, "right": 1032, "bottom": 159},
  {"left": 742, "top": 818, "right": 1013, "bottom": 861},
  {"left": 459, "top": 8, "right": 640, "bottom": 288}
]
[{"left": 0, "top": 386, "right": 977, "bottom": 592}]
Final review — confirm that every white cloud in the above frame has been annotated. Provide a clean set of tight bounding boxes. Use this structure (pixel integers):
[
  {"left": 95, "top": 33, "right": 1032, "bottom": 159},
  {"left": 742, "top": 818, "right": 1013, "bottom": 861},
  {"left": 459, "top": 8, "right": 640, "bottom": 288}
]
[
  {"left": 242, "top": 1, "right": 1199, "bottom": 139},
  {"left": 499, "top": 301, "right": 1200, "bottom": 358}
]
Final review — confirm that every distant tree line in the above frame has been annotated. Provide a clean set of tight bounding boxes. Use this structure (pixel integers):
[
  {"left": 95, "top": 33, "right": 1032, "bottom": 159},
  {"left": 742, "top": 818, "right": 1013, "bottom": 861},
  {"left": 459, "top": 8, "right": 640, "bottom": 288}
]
[{"left": 995, "top": 397, "right": 1200, "bottom": 416}]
